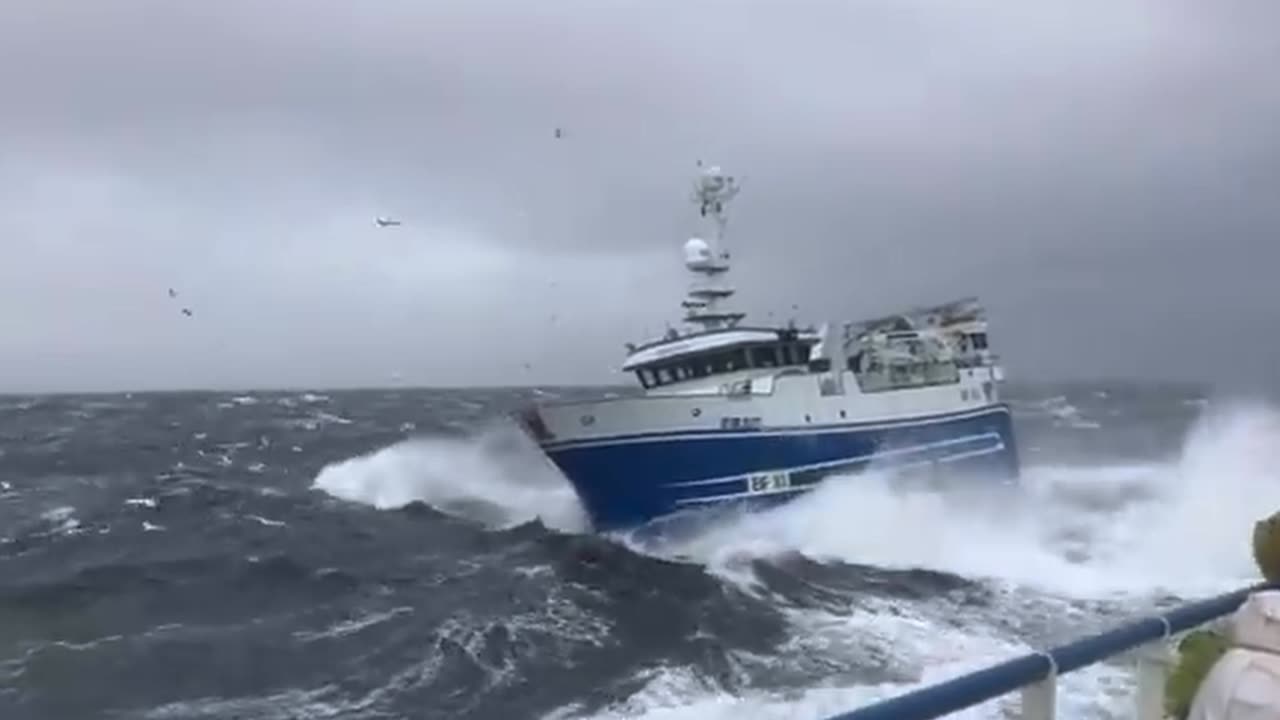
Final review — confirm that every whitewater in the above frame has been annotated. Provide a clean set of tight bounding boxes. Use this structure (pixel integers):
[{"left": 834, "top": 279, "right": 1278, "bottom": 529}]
[
  {"left": 0, "top": 385, "right": 1271, "bottom": 720},
  {"left": 313, "top": 396, "right": 1280, "bottom": 720}
]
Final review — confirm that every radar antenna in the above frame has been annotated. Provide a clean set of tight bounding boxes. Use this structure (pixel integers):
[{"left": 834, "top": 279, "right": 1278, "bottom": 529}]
[{"left": 681, "top": 164, "right": 746, "bottom": 331}]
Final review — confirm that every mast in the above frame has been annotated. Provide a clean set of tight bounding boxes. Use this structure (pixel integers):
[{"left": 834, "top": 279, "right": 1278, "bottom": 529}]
[{"left": 681, "top": 164, "right": 746, "bottom": 331}]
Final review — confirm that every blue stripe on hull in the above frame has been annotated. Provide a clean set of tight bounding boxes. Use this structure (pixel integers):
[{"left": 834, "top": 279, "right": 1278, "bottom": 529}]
[{"left": 542, "top": 405, "right": 1020, "bottom": 531}]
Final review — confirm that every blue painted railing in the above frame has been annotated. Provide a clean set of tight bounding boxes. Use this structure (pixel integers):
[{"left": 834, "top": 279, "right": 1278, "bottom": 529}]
[{"left": 824, "top": 582, "right": 1274, "bottom": 720}]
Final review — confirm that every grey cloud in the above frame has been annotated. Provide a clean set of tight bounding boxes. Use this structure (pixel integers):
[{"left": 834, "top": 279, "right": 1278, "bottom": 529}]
[{"left": 1, "top": 0, "right": 1278, "bottom": 391}]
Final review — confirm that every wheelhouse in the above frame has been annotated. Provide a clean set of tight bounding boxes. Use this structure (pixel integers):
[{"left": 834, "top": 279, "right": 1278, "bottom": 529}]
[{"left": 625, "top": 328, "right": 821, "bottom": 390}]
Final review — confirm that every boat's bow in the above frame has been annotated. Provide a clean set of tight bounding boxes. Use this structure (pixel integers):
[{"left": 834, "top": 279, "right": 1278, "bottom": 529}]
[{"left": 512, "top": 404, "right": 556, "bottom": 445}]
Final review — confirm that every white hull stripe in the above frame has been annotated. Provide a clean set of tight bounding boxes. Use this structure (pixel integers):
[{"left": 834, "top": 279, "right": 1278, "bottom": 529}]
[
  {"left": 667, "top": 432, "right": 1002, "bottom": 488},
  {"left": 673, "top": 443, "right": 1008, "bottom": 506},
  {"left": 542, "top": 404, "right": 1011, "bottom": 452}
]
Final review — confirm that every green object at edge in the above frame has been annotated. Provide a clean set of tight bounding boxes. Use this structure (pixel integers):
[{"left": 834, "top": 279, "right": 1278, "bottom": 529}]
[{"left": 1165, "top": 629, "right": 1230, "bottom": 720}]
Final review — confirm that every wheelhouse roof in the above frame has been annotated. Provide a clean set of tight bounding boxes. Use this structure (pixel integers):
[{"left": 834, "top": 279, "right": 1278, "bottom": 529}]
[{"left": 621, "top": 326, "right": 821, "bottom": 371}]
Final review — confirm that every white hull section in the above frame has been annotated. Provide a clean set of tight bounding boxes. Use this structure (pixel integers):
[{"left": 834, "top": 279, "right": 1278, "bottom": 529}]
[{"left": 532, "top": 366, "right": 1002, "bottom": 447}]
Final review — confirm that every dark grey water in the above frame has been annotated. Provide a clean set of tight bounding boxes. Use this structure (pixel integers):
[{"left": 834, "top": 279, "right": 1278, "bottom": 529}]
[{"left": 0, "top": 383, "right": 1265, "bottom": 720}]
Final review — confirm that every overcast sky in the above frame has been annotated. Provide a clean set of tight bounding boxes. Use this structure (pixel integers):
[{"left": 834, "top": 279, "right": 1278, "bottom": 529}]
[{"left": 1, "top": 0, "right": 1277, "bottom": 393}]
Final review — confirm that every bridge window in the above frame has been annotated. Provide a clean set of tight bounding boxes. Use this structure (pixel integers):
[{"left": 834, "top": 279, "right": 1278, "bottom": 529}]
[
  {"left": 632, "top": 343, "right": 838, "bottom": 390},
  {"left": 634, "top": 348, "right": 753, "bottom": 389},
  {"left": 707, "top": 349, "right": 748, "bottom": 374},
  {"left": 751, "top": 346, "right": 778, "bottom": 368}
]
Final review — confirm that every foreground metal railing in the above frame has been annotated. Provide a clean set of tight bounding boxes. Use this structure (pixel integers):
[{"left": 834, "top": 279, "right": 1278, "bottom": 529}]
[{"left": 823, "top": 582, "right": 1274, "bottom": 720}]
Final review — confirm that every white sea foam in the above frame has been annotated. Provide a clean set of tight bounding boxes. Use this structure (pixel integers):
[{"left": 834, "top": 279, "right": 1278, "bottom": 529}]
[{"left": 314, "top": 401, "right": 1280, "bottom": 720}]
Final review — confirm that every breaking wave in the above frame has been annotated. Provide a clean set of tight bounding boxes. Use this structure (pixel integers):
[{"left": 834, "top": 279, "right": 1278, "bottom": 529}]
[
  {"left": 306, "top": 400, "right": 1280, "bottom": 720},
  {"left": 312, "top": 423, "right": 588, "bottom": 533},
  {"left": 315, "top": 401, "right": 1279, "bottom": 597}
]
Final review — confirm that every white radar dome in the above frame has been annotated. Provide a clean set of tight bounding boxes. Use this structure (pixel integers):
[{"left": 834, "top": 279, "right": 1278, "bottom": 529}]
[
  {"left": 697, "top": 167, "right": 727, "bottom": 194},
  {"left": 683, "top": 237, "right": 712, "bottom": 268}
]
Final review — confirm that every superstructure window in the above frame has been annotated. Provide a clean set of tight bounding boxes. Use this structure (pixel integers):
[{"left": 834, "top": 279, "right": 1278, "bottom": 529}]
[
  {"left": 751, "top": 346, "right": 778, "bottom": 368},
  {"left": 707, "top": 349, "right": 748, "bottom": 373},
  {"left": 635, "top": 344, "right": 788, "bottom": 390}
]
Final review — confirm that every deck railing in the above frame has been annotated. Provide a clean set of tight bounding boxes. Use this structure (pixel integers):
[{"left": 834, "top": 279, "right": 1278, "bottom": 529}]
[{"left": 822, "top": 582, "right": 1273, "bottom": 720}]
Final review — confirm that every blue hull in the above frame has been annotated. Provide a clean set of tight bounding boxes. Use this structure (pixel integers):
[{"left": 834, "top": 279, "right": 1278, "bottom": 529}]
[{"left": 538, "top": 405, "right": 1020, "bottom": 532}]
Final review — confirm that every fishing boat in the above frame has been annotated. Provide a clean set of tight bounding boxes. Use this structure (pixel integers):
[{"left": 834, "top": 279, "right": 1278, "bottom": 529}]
[{"left": 517, "top": 164, "right": 1020, "bottom": 532}]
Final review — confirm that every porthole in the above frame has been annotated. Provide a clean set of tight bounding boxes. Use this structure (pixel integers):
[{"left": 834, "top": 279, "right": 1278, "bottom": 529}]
[
  {"left": 692, "top": 408, "right": 702, "bottom": 417},
  {"left": 580, "top": 415, "right": 596, "bottom": 426}
]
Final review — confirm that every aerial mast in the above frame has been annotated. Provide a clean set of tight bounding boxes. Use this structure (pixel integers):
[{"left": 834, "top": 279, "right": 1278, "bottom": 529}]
[{"left": 680, "top": 164, "right": 746, "bottom": 331}]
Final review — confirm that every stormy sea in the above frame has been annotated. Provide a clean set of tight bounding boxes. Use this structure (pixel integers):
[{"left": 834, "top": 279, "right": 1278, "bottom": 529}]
[{"left": 1, "top": 383, "right": 1277, "bottom": 720}]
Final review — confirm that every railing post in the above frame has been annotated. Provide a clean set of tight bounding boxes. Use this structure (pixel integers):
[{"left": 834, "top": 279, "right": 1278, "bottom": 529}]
[
  {"left": 1134, "top": 639, "right": 1176, "bottom": 720},
  {"left": 1020, "top": 656, "right": 1057, "bottom": 720},
  {"left": 817, "top": 586, "right": 1267, "bottom": 720}
]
